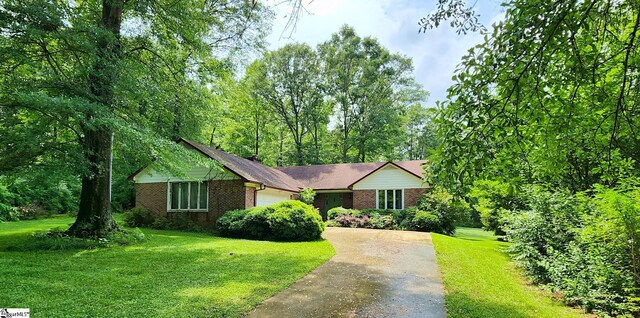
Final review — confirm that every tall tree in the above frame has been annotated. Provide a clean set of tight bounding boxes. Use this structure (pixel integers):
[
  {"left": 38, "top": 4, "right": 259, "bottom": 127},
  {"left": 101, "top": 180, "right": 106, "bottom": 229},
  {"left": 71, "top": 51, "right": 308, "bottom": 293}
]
[
  {"left": 423, "top": 0, "right": 640, "bottom": 192},
  {"left": 252, "top": 43, "right": 324, "bottom": 165},
  {"left": 319, "top": 25, "right": 425, "bottom": 162},
  {"left": 401, "top": 104, "right": 439, "bottom": 160},
  {"left": 215, "top": 64, "right": 280, "bottom": 164},
  {"left": 0, "top": 0, "right": 269, "bottom": 236}
]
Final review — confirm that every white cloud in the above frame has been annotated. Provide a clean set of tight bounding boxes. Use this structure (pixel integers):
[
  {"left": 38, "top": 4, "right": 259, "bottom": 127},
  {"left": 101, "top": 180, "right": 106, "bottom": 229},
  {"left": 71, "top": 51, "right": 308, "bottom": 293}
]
[{"left": 265, "top": 0, "right": 504, "bottom": 104}]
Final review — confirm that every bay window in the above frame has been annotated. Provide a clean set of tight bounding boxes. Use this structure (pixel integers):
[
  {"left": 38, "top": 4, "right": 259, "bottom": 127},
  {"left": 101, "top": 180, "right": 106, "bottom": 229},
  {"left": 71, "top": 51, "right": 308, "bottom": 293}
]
[
  {"left": 168, "top": 181, "right": 208, "bottom": 211},
  {"left": 377, "top": 189, "right": 403, "bottom": 210}
]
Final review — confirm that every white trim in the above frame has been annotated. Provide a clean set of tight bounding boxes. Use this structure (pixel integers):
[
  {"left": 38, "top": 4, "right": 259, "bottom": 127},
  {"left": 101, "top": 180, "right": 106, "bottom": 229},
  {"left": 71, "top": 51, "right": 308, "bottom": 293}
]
[
  {"left": 375, "top": 189, "right": 404, "bottom": 210},
  {"left": 167, "top": 181, "right": 209, "bottom": 212}
]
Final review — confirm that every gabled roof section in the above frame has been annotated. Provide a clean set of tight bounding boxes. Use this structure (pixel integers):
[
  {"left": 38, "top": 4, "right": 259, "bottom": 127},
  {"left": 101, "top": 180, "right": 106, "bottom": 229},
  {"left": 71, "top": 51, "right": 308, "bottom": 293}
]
[
  {"left": 276, "top": 160, "right": 426, "bottom": 190},
  {"left": 178, "top": 138, "right": 302, "bottom": 192},
  {"left": 276, "top": 162, "right": 385, "bottom": 190},
  {"left": 346, "top": 161, "right": 426, "bottom": 188}
]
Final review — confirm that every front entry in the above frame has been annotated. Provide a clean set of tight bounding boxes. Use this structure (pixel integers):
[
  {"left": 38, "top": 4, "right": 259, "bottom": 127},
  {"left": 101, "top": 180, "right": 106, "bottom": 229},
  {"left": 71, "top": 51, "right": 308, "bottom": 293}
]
[
  {"left": 325, "top": 193, "right": 343, "bottom": 212},
  {"left": 314, "top": 192, "right": 353, "bottom": 220}
]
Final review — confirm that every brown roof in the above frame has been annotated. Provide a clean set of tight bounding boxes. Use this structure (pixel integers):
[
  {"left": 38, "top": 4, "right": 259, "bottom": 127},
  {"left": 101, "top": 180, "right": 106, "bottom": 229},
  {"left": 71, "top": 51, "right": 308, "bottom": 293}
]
[
  {"left": 180, "top": 139, "right": 302, "bottom": 192},
  {"left": 276, "top": 161, "right": 426, "bottom": 190},
  {"left": 392, "top": 160, "right": 427, "bottom": 178},
  {"left": 131, "top": 138, "right": 426, "bottom": 191}
]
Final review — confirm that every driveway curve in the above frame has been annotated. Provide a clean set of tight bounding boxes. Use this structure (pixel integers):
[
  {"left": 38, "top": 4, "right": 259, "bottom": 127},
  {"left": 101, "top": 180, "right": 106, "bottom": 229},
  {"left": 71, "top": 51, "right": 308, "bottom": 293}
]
[{"left": 246, "top": 227, "right": 446, "bottom": 318}]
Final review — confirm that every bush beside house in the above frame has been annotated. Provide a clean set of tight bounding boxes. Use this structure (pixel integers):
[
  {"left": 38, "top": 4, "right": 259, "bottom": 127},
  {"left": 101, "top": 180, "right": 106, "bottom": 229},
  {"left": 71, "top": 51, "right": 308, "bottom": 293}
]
[
  {"left": 216, "top": 200, "right": 324, "bottom": 241},
  {"left": 325, "top": 187, "right": 462, "bottom": 235}
]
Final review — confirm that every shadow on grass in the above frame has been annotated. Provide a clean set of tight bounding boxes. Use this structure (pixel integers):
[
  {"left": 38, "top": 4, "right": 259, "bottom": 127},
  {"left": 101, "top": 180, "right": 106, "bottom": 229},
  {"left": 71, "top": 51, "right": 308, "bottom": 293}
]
[{"left": 0, "top": 224, "right": 334, "bottom": 318}]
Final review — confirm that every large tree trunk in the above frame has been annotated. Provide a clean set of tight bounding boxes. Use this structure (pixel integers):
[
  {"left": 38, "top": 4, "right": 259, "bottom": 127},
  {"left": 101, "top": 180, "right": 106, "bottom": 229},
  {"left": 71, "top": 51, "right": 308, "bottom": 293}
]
[
  {"left": 68, "top": 129, "right": 118, "bottom": 237},
  {"left": 68, "top": 0, "right": 124, "bottom": 237}
]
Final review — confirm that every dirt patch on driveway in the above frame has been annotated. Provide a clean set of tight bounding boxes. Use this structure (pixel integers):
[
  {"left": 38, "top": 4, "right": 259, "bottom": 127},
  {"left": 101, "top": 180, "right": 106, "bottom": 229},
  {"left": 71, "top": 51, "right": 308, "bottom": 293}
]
[{"left": 246, "top": 227, "right": 446, "bottom": 318}]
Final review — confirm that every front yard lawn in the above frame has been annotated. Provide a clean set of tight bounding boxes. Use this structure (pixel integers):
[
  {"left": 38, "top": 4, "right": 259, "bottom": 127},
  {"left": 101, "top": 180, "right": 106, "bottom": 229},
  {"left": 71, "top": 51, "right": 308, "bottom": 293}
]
[
  {"left": 0, "top": 216, "right": 335, "bottom": 317},
  {"left": 432, "top": 228, "right": 589, "bottom": 318}
]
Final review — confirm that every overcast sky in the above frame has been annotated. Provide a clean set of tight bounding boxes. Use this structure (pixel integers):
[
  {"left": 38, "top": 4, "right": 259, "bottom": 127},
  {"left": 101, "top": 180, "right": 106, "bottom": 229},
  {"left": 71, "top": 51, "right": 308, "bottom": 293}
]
[{"left": 264, "top": 0, "right": 505, "bottom": 104}]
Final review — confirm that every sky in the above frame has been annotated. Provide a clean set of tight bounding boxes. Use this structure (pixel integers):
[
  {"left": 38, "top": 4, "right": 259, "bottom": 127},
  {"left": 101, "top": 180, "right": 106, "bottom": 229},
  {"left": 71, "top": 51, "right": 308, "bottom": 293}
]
[{"left": 264, "top": 0, "right": 505, "bottom": 104}]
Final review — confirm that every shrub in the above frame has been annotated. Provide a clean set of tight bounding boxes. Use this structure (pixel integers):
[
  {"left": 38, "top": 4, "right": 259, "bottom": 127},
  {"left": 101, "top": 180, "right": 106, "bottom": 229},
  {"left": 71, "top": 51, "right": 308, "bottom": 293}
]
[
  {"left": 468, "top": 179, "right": 528, "bottom": 234},
  {"left": 410, "top": 211, "right": 440, "bottom": 232},
  {"left": 122, "top": 207, "right": 155, "bottom": 227},
  {"left": 0, "top": 203, "right": 19, "bottom": 222},
  {"left": 168, "top": 213, "right": 202, "bottom": 232},
  {"left": 15, "top": 204, "right": 49, "bottom": 220},
  {"left": 238, "top": 206, "right": 270, "bottom": 239},
  {"left": 9, "top": 228, "right": 147, "bottom": 251},
  {"left": 334, "top": 214, "right": 369, "bottom": 228},
  {"left": 267, "top": 200, "right": 324, "bottom": 241},
  {"left": 325, "top": 219, "right": 341, "bottom": 227},
  {"left": 327, "top": 207, "right": 359, "bottom": 219},
  {"left": 151, "top": 215, "right": 172, "bottom": 230},
  {"left": 299, "top": 188, "right": 316, "bottom": 205},
  {"left": 216, "top": 209, "right": 249, "bottom": 237},
  {"left": 216, "top": 200, "right": 324, "bottom": 241},
  {"left": 503, "top": 185, "right": 640, "bottom": 316},
  {"left": 368, "top": 214, "right": 395, "bottom": 229},
  {"left": 415, "top": 187, "right": 463, "bottom": 235}
]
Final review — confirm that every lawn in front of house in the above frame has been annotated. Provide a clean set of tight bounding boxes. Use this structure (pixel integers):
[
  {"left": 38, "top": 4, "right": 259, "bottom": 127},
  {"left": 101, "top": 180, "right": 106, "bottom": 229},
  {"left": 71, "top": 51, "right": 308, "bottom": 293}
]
[
  {"left": 0, "top": 215, "right": 335, "bottom": 317},
  {"left": 432, "top": 228, "right": 590, "bottom": 318}
]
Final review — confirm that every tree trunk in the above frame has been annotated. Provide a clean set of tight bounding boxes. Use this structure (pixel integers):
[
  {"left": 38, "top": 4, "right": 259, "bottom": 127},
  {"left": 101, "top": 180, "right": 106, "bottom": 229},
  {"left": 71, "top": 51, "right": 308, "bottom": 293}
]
[
  {"left": 68, "top": 128, "right": 118, "bottom": 237},
  {"left": 254, "top": 114, "right": 259, "bottom": 155},
  {"left": 67, "top": 0, "right": 123, "bottom": 237}
]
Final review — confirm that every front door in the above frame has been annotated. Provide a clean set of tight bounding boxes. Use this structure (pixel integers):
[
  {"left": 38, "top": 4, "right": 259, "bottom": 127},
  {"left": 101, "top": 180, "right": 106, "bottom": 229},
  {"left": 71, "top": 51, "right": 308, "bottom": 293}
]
[{"left": 325, "top": 193, "right": 344, "bottom": 213}]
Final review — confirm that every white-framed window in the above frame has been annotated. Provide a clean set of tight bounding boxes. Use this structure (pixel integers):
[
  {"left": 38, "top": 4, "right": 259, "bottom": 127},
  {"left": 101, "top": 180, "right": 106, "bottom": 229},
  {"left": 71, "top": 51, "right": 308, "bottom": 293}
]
[
  {"left": 376, "top": 189, "right": 404, "bottom": 210},
  {"left": 168, "top": 181, "right": 208, "bottom": 211}
]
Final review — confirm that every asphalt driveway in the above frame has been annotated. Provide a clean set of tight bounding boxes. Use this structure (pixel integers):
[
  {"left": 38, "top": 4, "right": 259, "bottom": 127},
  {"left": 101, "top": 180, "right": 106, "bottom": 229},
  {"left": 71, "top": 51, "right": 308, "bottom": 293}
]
[{"left": 246, "top": 227, "right": 446, "bottom": 318}]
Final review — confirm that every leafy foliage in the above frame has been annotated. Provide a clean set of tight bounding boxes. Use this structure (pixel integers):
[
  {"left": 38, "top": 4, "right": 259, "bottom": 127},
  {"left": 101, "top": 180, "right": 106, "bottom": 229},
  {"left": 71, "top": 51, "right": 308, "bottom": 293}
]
[
  {"left": 325, "top": 191, "right": 461, "bottom": 235},
  {"left": 122, "top": 207, "right": 156, "bottom": 228},
  {"left": 467, "top": 180, "right": 529, "bottom": 234},
  {"left": 429, "top": 0, "right": 640, "bottom": 193},
  {"left": 0, "top": 0, "right": 271, "bottom": 236},
  {"left": 415, "top": 187, "right": 464, "bottom": 235},
  {"left": 216, "top": 200, "right": 324, "bottom": 241},
  {"left": 9, "top": 228, "right": 147, "bottom": 251},
  {"left": 504, "top": 185, "right": 640, "bottom": 316},
  {"left": 299, "top": 188, "right": 316, "bottom": 205}
]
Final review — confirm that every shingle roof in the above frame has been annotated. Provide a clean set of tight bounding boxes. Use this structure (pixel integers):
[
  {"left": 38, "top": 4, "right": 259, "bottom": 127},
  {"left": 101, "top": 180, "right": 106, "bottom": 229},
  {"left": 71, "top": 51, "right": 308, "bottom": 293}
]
[
  {"left": 392, "top": 160, "right": 427, "bottom": 178},
  {"left": 276, "top": 162, "right": 385, "bottom": 190},
  {"left": 180, "top": 139, "right": 302, "bottom": 192},
  {"left": 137, "top": 138, "right": 427, "bottom": 192},
  {"left": 276, "top": 160, "right": 426, "bottom": 190}
]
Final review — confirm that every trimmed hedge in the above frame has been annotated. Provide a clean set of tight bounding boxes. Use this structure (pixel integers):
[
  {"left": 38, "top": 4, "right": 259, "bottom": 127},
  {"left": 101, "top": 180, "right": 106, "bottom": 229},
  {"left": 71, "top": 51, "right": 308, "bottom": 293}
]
[
  {"left": 325, "top": 188, "right": 461, "bottom": 235},
  {"left": 216, "top": 200, "right": 325, "bottom": 241}
]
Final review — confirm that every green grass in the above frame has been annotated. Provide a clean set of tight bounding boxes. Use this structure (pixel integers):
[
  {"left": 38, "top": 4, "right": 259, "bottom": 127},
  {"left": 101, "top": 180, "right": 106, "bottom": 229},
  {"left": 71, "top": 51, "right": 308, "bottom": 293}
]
[
  {"left": 0, "top": 215, "right": 335, "bottom": 317},
  {"left": 432, "top": 227, "right": 590, "bottom": 318}
]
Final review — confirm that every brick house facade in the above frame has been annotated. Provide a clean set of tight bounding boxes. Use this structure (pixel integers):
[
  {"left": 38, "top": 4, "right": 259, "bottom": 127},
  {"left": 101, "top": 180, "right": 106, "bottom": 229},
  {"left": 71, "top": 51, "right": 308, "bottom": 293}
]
[
  {"left": 132, "top": 138, "right": 429, "bottom": 227},
  {"left": 135, "top": 180, "right": 257, "bottom": 228}
]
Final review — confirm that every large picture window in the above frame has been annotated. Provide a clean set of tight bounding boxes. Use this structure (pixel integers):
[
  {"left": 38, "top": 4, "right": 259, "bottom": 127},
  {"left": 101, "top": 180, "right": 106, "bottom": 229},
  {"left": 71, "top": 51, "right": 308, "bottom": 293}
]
[
  {"left": 377, "top": 189, "right": 403, "bottom": 210},
  {"left": 168, "top": 181, "right": 208, "bottom": 211}
]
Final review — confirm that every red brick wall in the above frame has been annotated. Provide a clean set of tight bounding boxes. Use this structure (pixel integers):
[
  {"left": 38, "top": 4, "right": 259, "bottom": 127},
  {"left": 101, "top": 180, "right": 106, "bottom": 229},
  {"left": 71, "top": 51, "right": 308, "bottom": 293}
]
[
  {"left": 245, "top": 186, "right": 256, "bottom": 208},
  {"left": 353, "top": 190, "right": 376, "bottom": 210},
  {"left": 313, "top": 194, "right": 326, "bottom": 214},
  {"left": 404, "top": 188, "right": 428, "bottom": 207},
  {"left": 135, "top": 183, "right": 167, "bottom": 218},
  {"left": 208, "top": 179, "right": 248, "bottom": 221},
  {"left": 135, "top": 179, "right": 253, "bottom": 228}
]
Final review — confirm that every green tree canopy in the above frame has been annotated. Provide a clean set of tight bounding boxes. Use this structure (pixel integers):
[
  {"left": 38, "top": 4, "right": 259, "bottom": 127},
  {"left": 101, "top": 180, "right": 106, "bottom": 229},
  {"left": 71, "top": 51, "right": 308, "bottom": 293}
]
[{"left": 0, "top": 0, "right": 270, "bottom": 236}]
